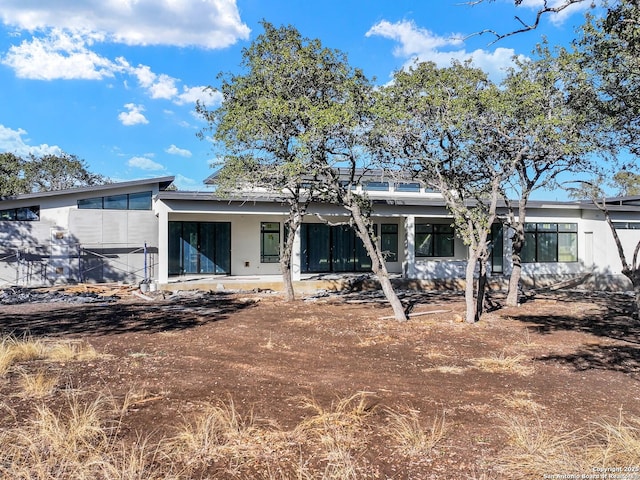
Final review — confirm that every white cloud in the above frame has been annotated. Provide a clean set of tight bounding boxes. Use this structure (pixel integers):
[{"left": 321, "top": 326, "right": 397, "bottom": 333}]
[
  {"left": 175, "top": 86, "right": 222, "bottom": 107},
  {"left": 0, "top": 0, "right": 250, "bottom": 49},
  {"left": 366, "top": 20, "right": 464, "bottom": 58},
  {"left": 366, "top": 19, "right": 521, "bottom": 80},
  {"left": 0, "top": 124, "right": 63, "bottom": 157},
  {"left": 127, "top": 156, "right": 165, "bottom": 171},
  {"left": 118, "top": 103, "right": 149, "bottom": 126},
  {"left": 166, "top": 144, "right": 192, "bottom": 158},
  {"left": 2, "top": 29, "right": 121, "bottom": 80},
  {"left": 130, "top": 65, "right": 178, "bottom": 100}
]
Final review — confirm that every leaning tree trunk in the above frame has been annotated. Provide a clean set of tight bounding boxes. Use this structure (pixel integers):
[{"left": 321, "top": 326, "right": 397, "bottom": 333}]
[
  {"left": 349, "top": 202, "right": 407, "bottom": 321},
  {"left": 465, "top": 250, "right": 480, "bottom": 324},
  {"left": 475, "top": 257, "right": 489, "bottom": 323},
  {"left": 506, "top": 227, "right": 524, "bottom": 307},
  {"left": 506, "top": 202, "right": 527, "bottom": 307},
  {"left": 280, "top": 210, "right": 302, "bottom": 302}
]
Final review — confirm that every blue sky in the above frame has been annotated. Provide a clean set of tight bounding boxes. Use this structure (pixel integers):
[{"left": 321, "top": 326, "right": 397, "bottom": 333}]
[{"left": 0, "top": 0, "right": 597, "bottom": 191}]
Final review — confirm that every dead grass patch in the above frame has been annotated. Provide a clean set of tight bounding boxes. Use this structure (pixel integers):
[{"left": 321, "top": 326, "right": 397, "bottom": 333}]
[
  {"left": 498, "top": 391, "right": 545, "bottom": 413},
  {"left": 46, "top": 340, "right": 99, "bottom": 362},
  {"left": 498, "top": 411, "right": 640, "bottom": 478},
  {"left": 0, "top": 335, "right": 99, "bottom": 376},
  {"left": 385, "top": 407, "right": 447, "bottom": 458},
  {"left": 472, "top": 353, "right": 535, "bottom": 376},
  {"left": 0, "top": 390, "right": 173, "bottom": 479},
  {"left": 18, "top": 369, "right": 59, "bottom": 398},
  {"left": 356, "top": 334, "right": 395, "bottom": 347}
]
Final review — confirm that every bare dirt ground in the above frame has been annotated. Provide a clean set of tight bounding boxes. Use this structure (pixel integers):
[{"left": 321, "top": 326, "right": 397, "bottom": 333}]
[{"left": 1, "top": 286, "right": 640, "bottom": 479}]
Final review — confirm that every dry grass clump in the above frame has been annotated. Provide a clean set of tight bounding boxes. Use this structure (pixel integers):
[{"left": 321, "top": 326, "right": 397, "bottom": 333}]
[
  {"left": 385, "top": 407, "right": 446, "bottom": 459},
  {"left": 497, "top": 414, "right": 585, "bottom": 477},
  {"left": 168, "top": 391, "right": 382, "bottom": 479},
  {"left": 0, "top": 390, "right": 173, "bottom": 479},
  {"left": 46, "top": 340, "right": 99, "bottom": 362},
  {"left": 169, "top": 397, "right": 289, "bottom": 477},
  {"left": 498, "top": 391, "right": 545, "bottom": 413},
  {"left": 0, "top": 334, "right": 99, "bottom": 376},
  {"left": 472, "top": 352, "right": 535, "bottom": 376},
  {"left": 18, "top": 370, "right": 59, "bottom": 398},
  {"left": 498, "top": 411, "right": 640, "bottom": 479},
  {"left": 0, "top": 335, "right": 47, "bottom": 375},
  {"left": 295, "top": 392, "right": 376, "bottom": 479},
  {"left": 588, "top": 413, "right": 640, "bottom": 468}
]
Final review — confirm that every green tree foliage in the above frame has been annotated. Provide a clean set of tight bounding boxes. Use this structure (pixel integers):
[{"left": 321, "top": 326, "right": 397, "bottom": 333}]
[
  {"left": 375, "top": 61, "right": 514, "bottom": 323},
  {"left": 499, "top": 46, "right": 596, "bottom": 306},
  {"left": 0, "top": 152, "right": 106, "bottom": 197},
  {"left": 572, "top": 0, "right": 640, "bottom": 157},
  {"left": 198, "top": 23, "right": 407, "bottom": 319},
  {"left": 24, "top": 153, "right": 107, "bottom": 192},
  {"left": 613, "top": 171, "right": 640, "bottom": 196},
  {"left": 0, "top": 152, "right": 29, "bottom": 197}
]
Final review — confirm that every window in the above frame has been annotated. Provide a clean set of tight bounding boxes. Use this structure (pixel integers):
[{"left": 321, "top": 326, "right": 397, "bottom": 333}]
[
  {"left": 381, "top": 224, "right": 398, "bottom": 261},
  {"left": 522, "top": 223, "right": 578, "bottom": 263},
  {"left": 363, "top": 181, "right": 389, "bottom": 191},
  {"left": 415, "top": 224, "right": 454, "bottom": 257},
  {"left": 78, "top": 197, "right": 103, "bottom": 209},
  {"left": 395, "top": 182, "right": 421, "bottom": 192},
  {"left": 613, "top": 222, "right": 640, "bottom": 230},
  {"left": 260, "top": 222, "right": 280, "bottom": 263},
  {"left": 104, "top": 194, "right": 128, "bottom": 210},
  {"left": 78, "top": 191, "right": 152, "bottom": 210},
  {"left": 128, "top": 191, "right": 153, "bottom": 210},
  {"left": 489, "top": 223, "right": 504, "bottom": 273},
  {"left": 0, "top": 206, "right": 39, "bottom": 221}
]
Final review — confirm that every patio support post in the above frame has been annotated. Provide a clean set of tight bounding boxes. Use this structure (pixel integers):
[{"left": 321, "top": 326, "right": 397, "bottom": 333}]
[
  {"left": 292, "top": 221, "right": 302, "bottom": 282},
  {"left": 157, "top": 203, "right": 169, "bottom": 284},
  {"left": 404, "top": 215, "right": 416, "bottom": 278}
]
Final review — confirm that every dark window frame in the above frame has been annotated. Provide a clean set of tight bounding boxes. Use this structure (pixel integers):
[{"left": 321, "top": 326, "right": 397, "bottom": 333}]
[
  {"left": 363, "top": 181, "right": 390, "bottom": 191},
  {"left": 395, "top": 182, "right": 421, "bottom": 192},
  {"left": 415, "top": 223, "right": 455, "bottom": 258},
  {"left": 381, "top": 223, "right": 399, "bottom": 262},
  {"left": 0, "top": 205, "right": 40, "bottom": 221},
  {"left": 522, "top": 222, "right": 578, "bottom": 263},
  {"left": 78, "top": 191, "right": 152, "bottom": 211},
  {"left": 260, "top": 222, "right": 281, "bottom": 263}
]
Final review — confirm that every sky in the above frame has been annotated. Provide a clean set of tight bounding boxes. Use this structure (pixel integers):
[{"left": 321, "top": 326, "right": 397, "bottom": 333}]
[{"left": 0, "top": 0, "right": 598, "bottom": 191}]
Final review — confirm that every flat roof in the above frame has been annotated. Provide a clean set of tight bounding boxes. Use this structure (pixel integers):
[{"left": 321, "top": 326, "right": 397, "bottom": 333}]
[{"left": 0, "top": 176, "right": 175, "bottom": 202}]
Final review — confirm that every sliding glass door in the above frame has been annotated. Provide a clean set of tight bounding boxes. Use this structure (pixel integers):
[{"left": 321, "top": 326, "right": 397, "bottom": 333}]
[
  {"left": 301, "top": 224, "right": 372, "bottom": 273},
  {"left": 168, "top": 221, "right": 231, "bottom": 275}
]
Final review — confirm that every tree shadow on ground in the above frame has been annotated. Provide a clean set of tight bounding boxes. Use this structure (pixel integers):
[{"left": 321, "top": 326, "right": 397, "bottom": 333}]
[
  {"left": 512, "top": 291, "right": 640, "bottom": 344},
  {"left": 0, "top": 292, "right": 256, "bottom": 338},
  {"left": 509, "top": 290, "right": 640, "bottom": 378},
  {"left": 539, "top": 344, "right": 640, "bottom": 379}
]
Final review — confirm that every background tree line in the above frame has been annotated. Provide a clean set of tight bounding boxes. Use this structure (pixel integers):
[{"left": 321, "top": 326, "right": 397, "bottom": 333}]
[{"left": 0, "top": 152, "right": 107, "bottom": 197}]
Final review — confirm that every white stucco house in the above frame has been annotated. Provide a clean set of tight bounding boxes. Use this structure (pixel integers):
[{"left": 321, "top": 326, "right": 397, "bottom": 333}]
[{"left": 1, "top": 174, "right": 639, "bottom": 292}]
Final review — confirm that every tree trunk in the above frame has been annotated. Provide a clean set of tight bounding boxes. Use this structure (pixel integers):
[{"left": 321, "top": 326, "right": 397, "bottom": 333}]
[
  {"left": 506, "top": 203, "right": 526, "bottom": 307},
  {"left": 350, "top": 202, "right": 407, "bottom": 321},
  {"left": 475, "top": 258, "right": 488, "bottom": 323},
  {"left": 465, "top": 250, "right": 478, "bottom": 324},
  {"left": 280, "top": 210, "right": 302, "bottom": 302}
]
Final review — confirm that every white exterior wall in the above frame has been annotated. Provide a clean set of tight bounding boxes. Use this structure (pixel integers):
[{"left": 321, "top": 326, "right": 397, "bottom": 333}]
[
  {"left": 167, "top": 212, "right": 287, "bottom": 277},
  {"left": 500, "top": 206, "right": 640, "bottom": 290},
  {"left": 0, "top": 182, "right": 162, "bottom": 286}
]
